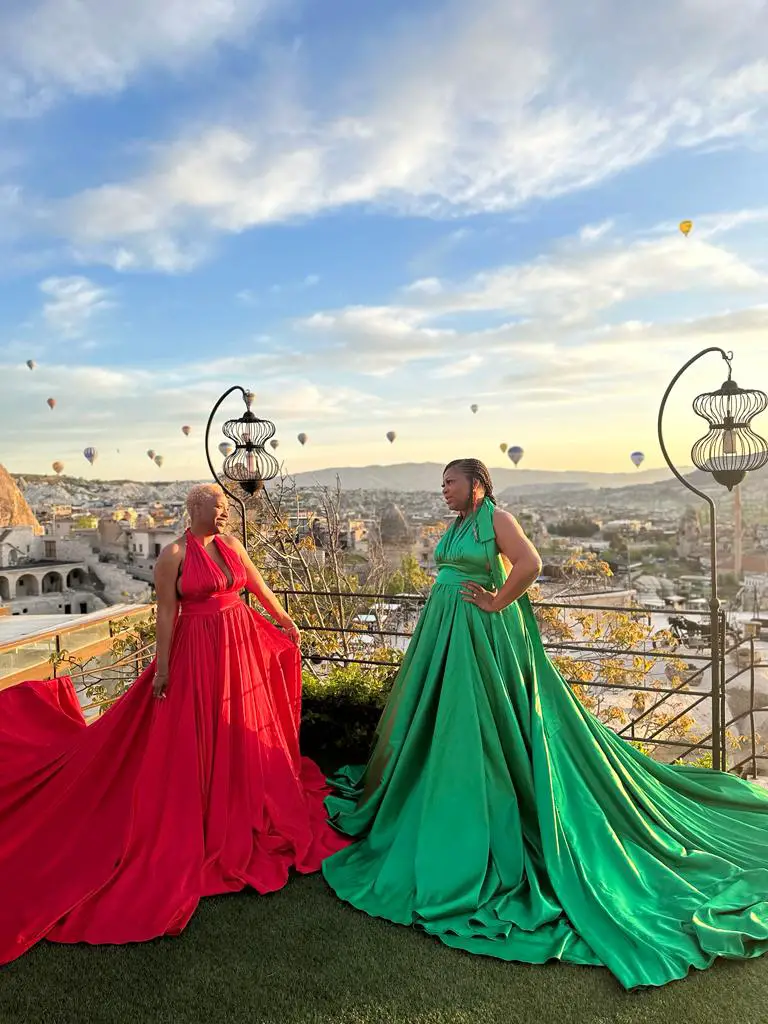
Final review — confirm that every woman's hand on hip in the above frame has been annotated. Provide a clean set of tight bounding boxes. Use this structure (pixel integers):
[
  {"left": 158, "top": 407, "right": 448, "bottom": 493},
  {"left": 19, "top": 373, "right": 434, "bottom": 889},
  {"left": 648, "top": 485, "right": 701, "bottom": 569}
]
[{"left": 461, "top": 582, "right": 499, "bottom": 613}]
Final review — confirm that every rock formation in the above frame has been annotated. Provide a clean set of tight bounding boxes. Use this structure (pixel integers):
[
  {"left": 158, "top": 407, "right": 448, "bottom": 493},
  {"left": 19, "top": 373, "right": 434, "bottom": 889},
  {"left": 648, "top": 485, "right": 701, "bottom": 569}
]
[{"left": 0, "top": 465, "right": 42, "bottom": 532}]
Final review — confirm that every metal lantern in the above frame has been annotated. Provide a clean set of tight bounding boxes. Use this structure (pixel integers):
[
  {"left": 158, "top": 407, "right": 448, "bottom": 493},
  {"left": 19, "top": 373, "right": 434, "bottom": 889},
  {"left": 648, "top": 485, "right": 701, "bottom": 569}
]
[
  {"left": 657, "top": 346, "right": 768, "bottom": 773},
  {"left": 690, "top": 367, "right": 768, "bottom": 491},
  {"left": 220, "top": 390, "right": 280, "bottom": 495},
  {"left": 204, "top": 386, "right": 281, "bottom": 547}
]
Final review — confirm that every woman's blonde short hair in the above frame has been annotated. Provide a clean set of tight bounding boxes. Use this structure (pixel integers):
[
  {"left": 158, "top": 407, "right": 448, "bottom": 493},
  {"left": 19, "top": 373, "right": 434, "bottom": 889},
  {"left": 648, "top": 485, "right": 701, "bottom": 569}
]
[{"left": 186, "top": 483, "right": 226, "bottom": 518}]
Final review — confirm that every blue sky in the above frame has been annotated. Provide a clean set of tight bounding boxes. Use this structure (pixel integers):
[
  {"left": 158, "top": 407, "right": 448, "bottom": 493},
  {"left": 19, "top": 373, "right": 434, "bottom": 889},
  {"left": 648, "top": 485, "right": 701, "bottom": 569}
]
[{"left": 2, "top": 0, "right": 768, "bottom": 481}]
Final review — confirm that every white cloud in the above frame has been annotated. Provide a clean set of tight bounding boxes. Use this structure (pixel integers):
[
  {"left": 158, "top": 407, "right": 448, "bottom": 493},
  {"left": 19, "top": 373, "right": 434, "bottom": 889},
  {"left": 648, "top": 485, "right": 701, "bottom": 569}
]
[
  {"left": 297, "top": 229, "right": 768, "bottom": 375},
  {"left": 404, "top": 278, "right": 444, "bottom": 296},
  {"left": 579, "top": 220, "right": 614, "bottom": 242},
  {"left": 0, "top": 0, "right": 277, "bottom": 114},
  {"left": 39, "top": 275, "right": 113, "bottom": 337},
  {"left": 416, "top": 236, "right": 766, "bottom": 324},
  {"left": 678, "top": 207, "right": 768, "bottom": 240},
  {"left": 431, "top": 354, "right": 485, "bottom": 379},
  {"left": 52, "top": 0, "right": 768, "bottom": 269}
]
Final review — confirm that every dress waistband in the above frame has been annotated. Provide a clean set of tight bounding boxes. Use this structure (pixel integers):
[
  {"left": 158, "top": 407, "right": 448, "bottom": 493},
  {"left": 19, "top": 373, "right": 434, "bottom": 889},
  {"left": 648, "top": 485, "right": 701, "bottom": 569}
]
[
  {"left": 179, "top": 591, "right": 244, "bottom": 616},
  {"left": 435, "top": 566, "right": 494, "bottom": 587}
]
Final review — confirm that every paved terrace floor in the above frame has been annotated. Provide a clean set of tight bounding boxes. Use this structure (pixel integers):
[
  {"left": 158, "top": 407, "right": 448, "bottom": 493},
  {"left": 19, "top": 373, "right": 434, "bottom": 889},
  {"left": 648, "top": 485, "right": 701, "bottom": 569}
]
[{"left": 3, "top": 873, "right": 768, "bottom": 1024}]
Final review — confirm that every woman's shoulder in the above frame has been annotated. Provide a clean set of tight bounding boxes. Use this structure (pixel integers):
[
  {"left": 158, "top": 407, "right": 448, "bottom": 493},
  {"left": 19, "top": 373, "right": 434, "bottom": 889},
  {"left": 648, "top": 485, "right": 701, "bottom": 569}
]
[
  {"left": 491, "top": 505, "right": 517, "bottom": 526},
  {"left": 156, "top": 536, "right": 187, "bottom": 564}
]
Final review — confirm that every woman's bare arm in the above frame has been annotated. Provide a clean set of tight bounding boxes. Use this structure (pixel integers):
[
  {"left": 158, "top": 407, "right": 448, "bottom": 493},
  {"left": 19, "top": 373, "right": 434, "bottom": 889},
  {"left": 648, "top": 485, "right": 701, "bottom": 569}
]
[
  {"left": 488, "top": 509, "right": 543, "bottom": 611},
  {"left": 222, "top": 537, "right": 294, "bottom": 626},
  {"left": 152, "top": 539, "right": 183, "bottom": 695}
]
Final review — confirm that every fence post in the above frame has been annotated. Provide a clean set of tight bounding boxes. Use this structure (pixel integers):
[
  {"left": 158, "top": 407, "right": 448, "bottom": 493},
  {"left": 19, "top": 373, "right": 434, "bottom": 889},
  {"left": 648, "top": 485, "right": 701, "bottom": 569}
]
[{"left": 718, "top": 609, "right": 727, "bottom": 771}]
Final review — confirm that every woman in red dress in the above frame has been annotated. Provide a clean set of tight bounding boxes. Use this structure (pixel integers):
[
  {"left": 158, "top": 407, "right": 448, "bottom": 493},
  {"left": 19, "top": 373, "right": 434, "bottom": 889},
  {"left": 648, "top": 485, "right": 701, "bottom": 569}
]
[{"left": 0, "top": 483, "right": 347, "bottom": 965}]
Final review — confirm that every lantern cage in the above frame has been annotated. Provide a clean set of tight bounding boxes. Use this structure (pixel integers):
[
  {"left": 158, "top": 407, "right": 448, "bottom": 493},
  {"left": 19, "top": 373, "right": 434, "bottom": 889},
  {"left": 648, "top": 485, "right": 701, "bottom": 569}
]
[
  {"left": 220, "top": 390, "right": 280, "bottom": 495},
  {"left": 691, "top": 375, "right": 768, "bottom": 491}
]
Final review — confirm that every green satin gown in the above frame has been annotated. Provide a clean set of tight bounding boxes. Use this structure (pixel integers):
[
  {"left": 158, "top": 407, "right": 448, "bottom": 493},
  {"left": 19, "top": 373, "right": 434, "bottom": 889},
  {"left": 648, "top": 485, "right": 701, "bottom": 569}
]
[{"left": 322, "top": 498, "right": 768, "bottom": 989}]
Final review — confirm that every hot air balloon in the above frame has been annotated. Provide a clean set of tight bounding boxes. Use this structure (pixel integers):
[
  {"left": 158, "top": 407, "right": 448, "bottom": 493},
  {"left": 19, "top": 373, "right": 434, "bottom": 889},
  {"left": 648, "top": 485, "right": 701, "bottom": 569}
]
[
  {"left": 83, "top": 447, "right": 97, "bottom": 465},
  {"left": 499, "top": 443, "right": 508, "bottom": 454},
  {"left": 26, "top": 359, "right": 35, "bottom": 370},
  {"left": 181, "top": 425, "right": 191, "bottom": 437},
  {"left": 630, "top": 450, "right": 645, "bottom": 468},
  {"left": 146, "top": 449, "right": 156, "bottom": 461},
  {"left": 52, "top": 461, "right": 64, "bottom": 476},
  {"left": 679, "top": 220, "right": 693, "bottom": 237},
  {"left": 297, "top": 433, "right": 308, "bottom": 446},
  {"left": 46, "top": 397, "right": 56, "bottom": 410},
  {"left": 270, "top": 439, "right": 279, "bottom": 450},
  {"left": 470, "top": 404, "right": 478, "bottom": 414},
  {"left": 218, "top": 441, "right": 234, "bottom": 458},
  {"left": 154, "top": 455, "right": 164, "bottom": 468},
  {"left": 508, "top": 446, "right": 524, "bottom": 466},
  {"left": 386, "top": 430, "right": 397, "bottom": 443}
]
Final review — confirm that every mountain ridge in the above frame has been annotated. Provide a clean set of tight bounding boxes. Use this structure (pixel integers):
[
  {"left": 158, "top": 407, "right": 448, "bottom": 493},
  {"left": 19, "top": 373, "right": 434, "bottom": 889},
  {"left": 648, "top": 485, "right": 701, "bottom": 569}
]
[{"left": 10, "top": 463, "right": 685, "bottom": 502}]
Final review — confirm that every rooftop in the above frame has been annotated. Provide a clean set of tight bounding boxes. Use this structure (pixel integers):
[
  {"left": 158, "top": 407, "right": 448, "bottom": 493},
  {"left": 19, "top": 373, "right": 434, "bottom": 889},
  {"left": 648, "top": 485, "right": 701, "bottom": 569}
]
[
  {"left": 0, "top": 559, "right": 86, "bottom": 571},
  {"left": 0, "top": 603, "right": 145, "bottom": 650}
]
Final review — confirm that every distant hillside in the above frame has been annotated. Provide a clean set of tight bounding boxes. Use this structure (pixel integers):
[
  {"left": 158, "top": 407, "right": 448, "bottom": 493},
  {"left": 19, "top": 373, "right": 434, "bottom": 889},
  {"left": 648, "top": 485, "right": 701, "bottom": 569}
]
[
  {"left": 500, "top": 463, "right": 768, "bottom": 508},
  {"left": 9, "top": 461, "right": 722, "bottom": 511},
  {"left": 285, "top": 463, "right": 688, "bottom": 493}
]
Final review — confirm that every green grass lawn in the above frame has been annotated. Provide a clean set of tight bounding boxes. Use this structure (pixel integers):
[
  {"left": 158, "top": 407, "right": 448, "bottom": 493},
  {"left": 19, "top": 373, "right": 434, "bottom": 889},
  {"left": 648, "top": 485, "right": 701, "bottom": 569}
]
[{"left": 2, "top": 873, "right": 768, "bottom": 1024}]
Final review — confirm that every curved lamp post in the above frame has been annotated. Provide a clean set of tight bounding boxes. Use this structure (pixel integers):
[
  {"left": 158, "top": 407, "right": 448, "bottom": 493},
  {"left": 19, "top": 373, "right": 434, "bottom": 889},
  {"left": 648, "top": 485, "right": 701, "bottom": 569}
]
[
  {"left": 204, "top": 386, "right": 280, "bottom": 547},
  {"left": 658, "top": 347, "right": 768, "bottom": 771}
]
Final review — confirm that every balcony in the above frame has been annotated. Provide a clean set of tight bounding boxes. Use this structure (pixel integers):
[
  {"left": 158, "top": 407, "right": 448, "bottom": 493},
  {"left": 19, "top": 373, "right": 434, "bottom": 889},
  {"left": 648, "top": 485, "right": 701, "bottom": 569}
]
[
  {"left": 0, "top": 604, "right": 155, "bottom": 692},
  {"left": 40, "top": 589, "right": 768, "bottom": 778},
  {"left": 2, "top": 592, "right": 768, "bottom": 1015}
]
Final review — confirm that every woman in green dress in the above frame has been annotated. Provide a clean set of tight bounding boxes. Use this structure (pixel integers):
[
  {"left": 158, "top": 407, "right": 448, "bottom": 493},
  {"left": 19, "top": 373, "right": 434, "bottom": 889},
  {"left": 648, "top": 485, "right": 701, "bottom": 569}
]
[{"left": 323, "top": 458, "right": 768, "bottom": 990}]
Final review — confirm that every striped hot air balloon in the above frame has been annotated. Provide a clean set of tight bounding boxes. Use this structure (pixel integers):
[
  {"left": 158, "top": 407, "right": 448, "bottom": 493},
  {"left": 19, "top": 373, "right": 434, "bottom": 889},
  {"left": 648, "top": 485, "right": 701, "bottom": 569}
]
[{"left": 507, "top": 446, "right": 524, "bottom": 466}]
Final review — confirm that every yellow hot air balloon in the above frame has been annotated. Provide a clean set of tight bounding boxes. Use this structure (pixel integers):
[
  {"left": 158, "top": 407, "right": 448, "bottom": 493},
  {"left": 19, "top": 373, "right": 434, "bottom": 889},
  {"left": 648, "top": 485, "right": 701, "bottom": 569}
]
[
  {"left": 499, "top": 443, "right": 508, "bottom": 454},
  {"left": 679, "top": 220, "right": 693, "bottom": 237},
  {"left": 52, "top": 461, "right": 64, "bottom": 475}
]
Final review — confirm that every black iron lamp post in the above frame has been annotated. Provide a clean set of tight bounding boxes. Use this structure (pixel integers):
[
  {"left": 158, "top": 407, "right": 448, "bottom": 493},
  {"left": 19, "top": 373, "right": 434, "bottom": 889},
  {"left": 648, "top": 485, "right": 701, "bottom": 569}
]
[
  {"left": 204, "top": 386, "right": 280, "bottom": 547},
  {"left": 657, "top": 347, "right": 768, "bottom": 772}
]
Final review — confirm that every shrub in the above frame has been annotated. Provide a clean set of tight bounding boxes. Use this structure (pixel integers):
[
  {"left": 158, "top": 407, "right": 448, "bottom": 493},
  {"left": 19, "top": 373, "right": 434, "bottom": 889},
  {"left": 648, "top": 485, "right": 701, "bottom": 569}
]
[{"left": 300, "top": 653, "right": 402, "bottom": 768}]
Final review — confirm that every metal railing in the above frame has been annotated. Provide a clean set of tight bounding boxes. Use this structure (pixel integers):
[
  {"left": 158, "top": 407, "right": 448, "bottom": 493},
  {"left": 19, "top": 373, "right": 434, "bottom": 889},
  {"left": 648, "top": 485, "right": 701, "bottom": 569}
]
[
  {"left": 52, "top": 590, "right": 768, "bottom": 778},
  {"left": 278, "top": 589, "right": 768, "bottom": 775}
]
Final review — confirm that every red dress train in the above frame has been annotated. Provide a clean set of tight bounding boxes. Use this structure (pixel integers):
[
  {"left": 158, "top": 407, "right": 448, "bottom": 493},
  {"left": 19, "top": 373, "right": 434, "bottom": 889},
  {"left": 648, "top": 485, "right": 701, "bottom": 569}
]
[{"left": 0, "top": 530, "right": 347, "bottom": 965}]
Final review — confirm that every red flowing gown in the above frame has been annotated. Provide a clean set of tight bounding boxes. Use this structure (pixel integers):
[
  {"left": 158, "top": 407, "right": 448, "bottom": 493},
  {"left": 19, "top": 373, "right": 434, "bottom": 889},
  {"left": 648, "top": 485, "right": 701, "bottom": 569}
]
[{"left": 0, "top": 530, "right": 348, "bottom": 966}]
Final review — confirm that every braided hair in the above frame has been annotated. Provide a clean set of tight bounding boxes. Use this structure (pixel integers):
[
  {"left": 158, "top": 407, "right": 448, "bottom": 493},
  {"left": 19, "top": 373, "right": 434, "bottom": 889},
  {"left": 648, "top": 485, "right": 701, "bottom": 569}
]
[{"left": 443, "top": 458, "right": 496, "bottom": 516}]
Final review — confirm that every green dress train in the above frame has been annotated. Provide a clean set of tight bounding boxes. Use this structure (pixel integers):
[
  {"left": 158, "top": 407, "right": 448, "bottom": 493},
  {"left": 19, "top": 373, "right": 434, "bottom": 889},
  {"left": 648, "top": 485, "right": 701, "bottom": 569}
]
[{"left": 322, "top": 498, "right": 768, "bottom": 989}]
